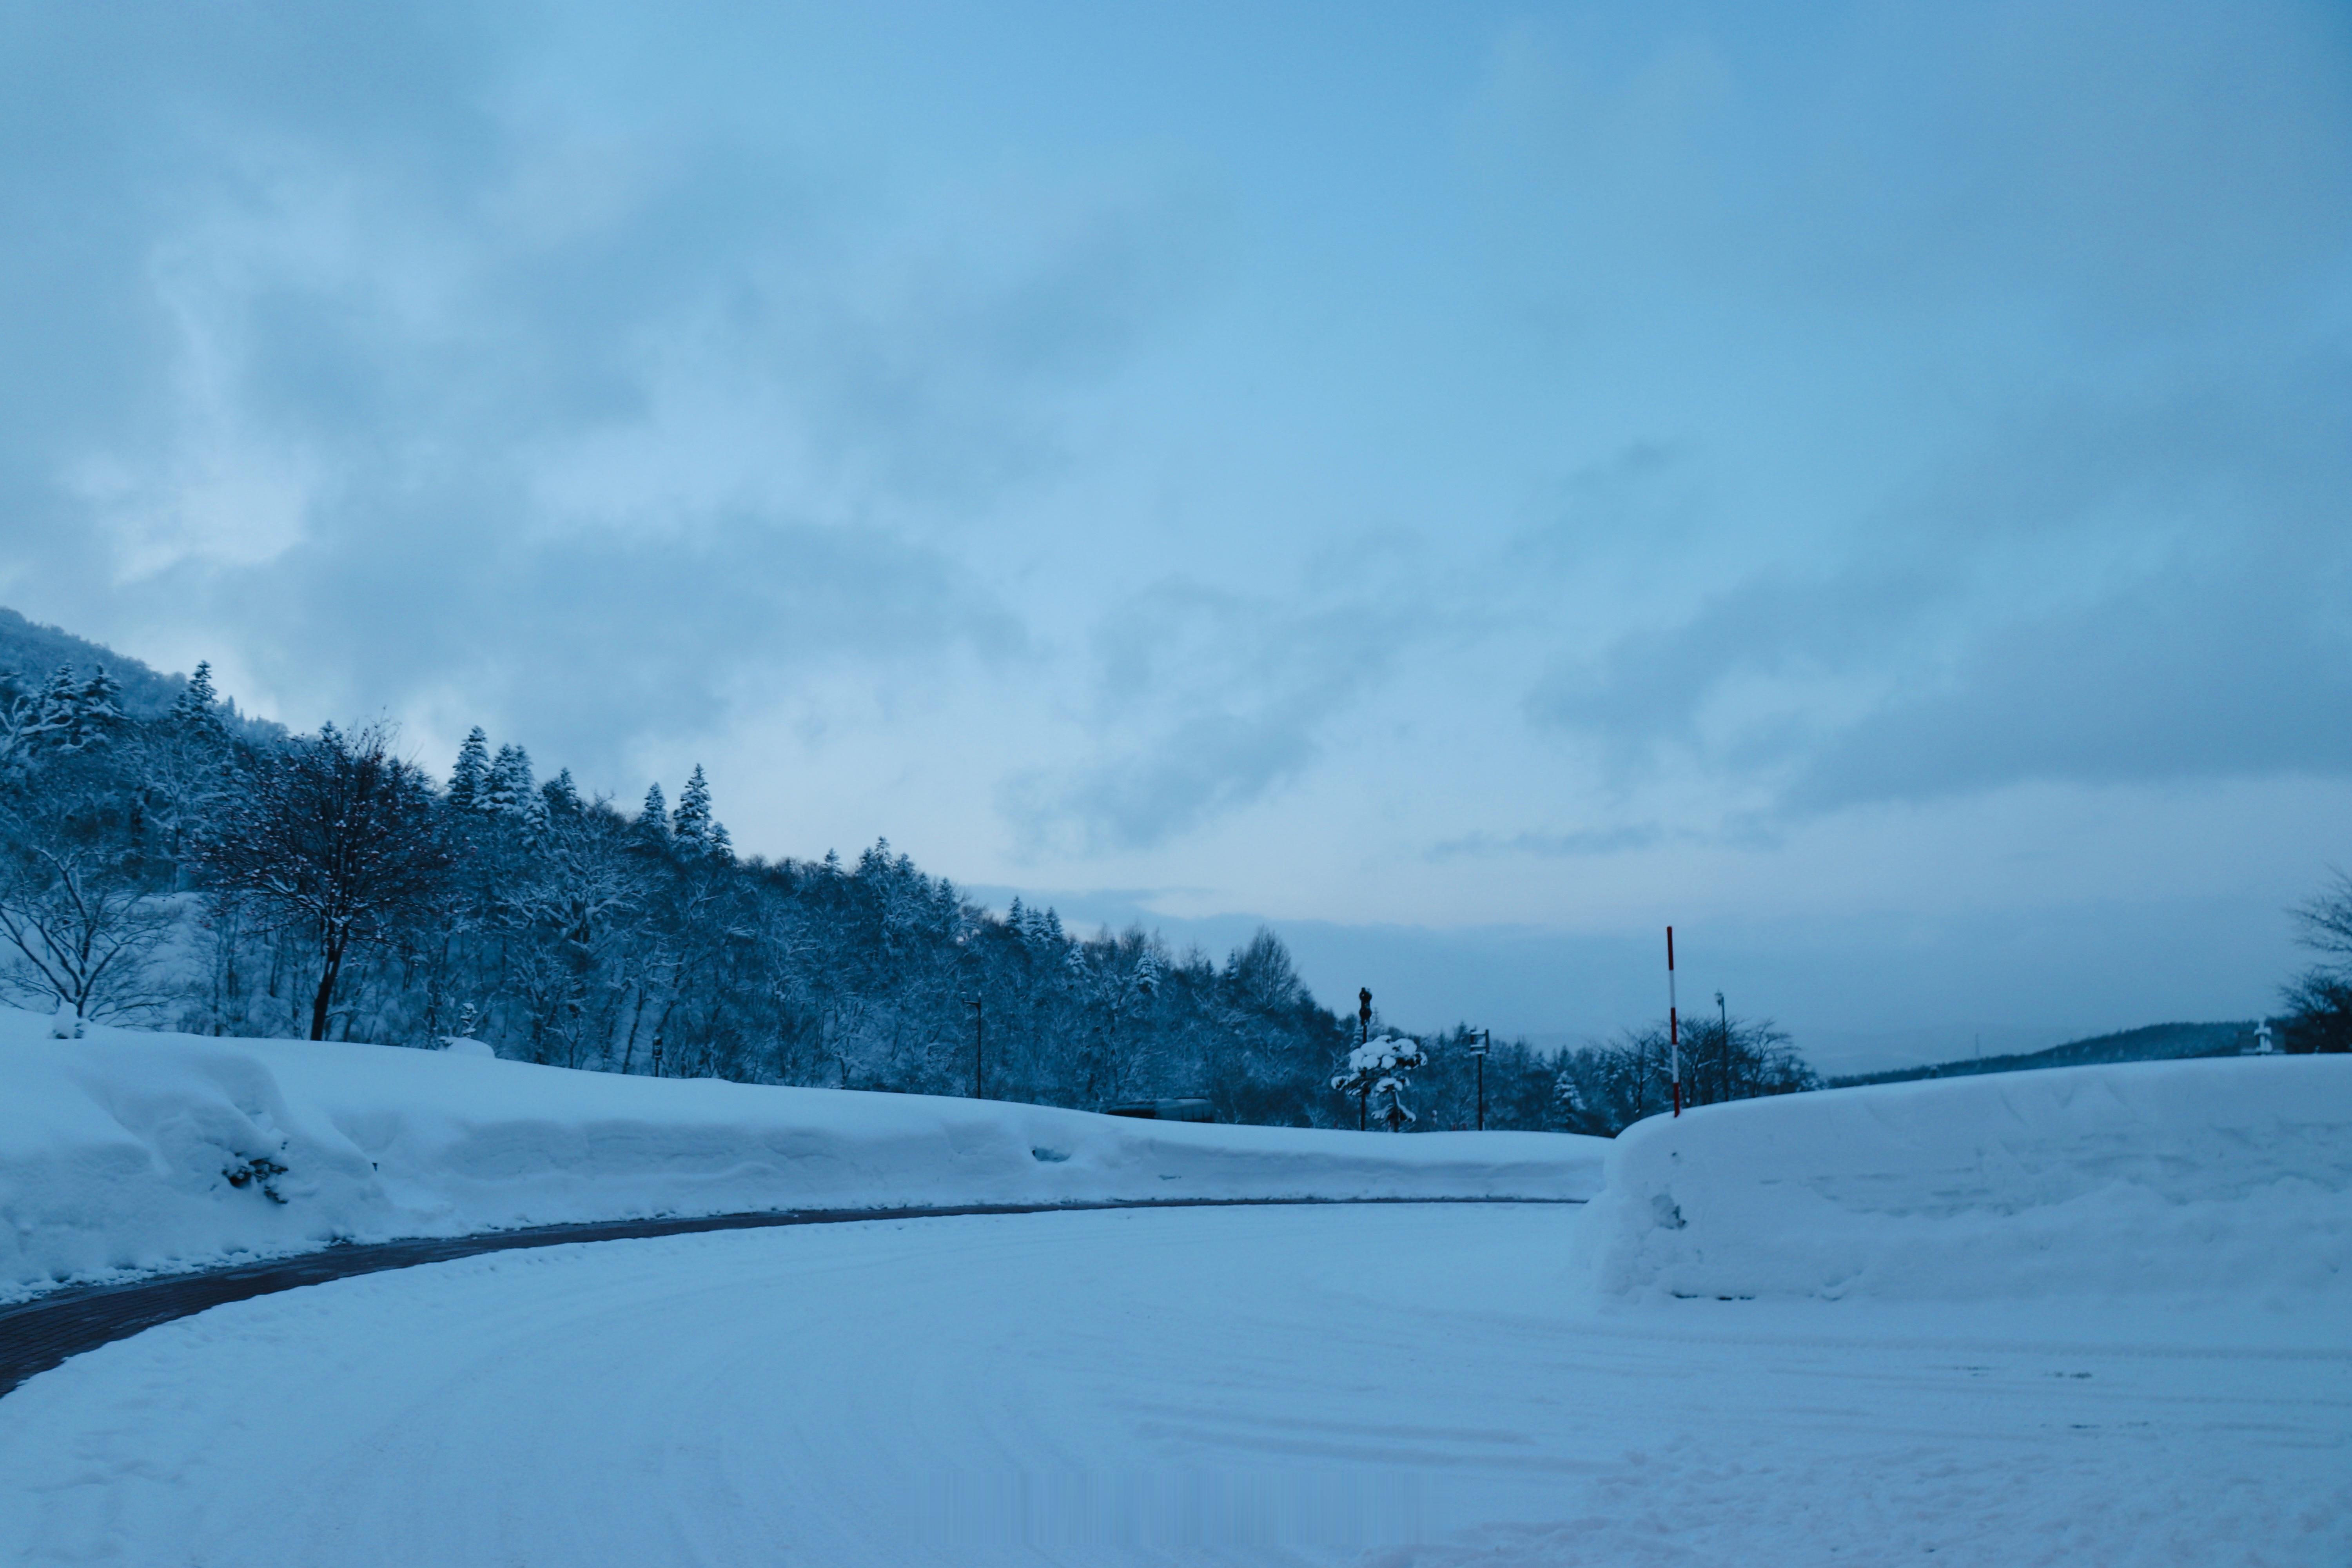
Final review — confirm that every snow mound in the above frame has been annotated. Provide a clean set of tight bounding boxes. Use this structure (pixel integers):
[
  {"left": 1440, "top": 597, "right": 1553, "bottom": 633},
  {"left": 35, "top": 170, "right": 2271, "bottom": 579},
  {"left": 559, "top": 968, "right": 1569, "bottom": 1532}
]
[
  {"left": 1574, "top": 1056, "right": 2352, "bottom": 1305},
  {"left": 0, "top": 1007, "right": 1604, "bottom": 1300}
]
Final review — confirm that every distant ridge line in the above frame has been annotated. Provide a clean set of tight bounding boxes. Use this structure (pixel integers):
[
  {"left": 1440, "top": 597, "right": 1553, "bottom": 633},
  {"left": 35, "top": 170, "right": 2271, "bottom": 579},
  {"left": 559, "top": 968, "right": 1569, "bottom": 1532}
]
[{"left": 1828, "top": 1020, "right": 2258, "bottom": 1088}]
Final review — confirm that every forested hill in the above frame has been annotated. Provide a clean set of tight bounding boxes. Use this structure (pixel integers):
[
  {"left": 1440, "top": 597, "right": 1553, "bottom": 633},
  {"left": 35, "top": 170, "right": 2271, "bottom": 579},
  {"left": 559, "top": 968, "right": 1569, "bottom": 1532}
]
[
  {"left": 0, "top": 607, "right": 279, "bottom": 741},
  {"left": 0, "top": 610, "right": 1828, "bottom": 1135},
  {"left": 1828, "top": 1021, "right": 2260, "bottom": 1087},
  {"left": 0, "top": 606, "right": 184, "bottom": 716},
  {"left": 0, "top": 619, "right": 1419, "bottom": 1129}
]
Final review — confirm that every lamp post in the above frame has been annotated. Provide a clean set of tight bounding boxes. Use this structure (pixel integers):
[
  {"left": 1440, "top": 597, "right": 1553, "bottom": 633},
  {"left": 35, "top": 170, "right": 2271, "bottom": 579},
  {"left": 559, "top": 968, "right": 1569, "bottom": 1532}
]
[
  {"left": 969, "top": 997, "right": 984, "bottom": 1099},
  {"left": 1468, "top": 1028, "right": 1490, "bottom": 1131}
]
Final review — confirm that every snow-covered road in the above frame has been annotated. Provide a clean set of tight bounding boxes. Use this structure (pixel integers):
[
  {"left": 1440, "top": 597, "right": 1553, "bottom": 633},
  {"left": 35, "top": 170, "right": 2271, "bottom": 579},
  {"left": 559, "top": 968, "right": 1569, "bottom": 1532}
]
[{"left": 3, "top": 1202, "right": 2343, "bottom": 1566}]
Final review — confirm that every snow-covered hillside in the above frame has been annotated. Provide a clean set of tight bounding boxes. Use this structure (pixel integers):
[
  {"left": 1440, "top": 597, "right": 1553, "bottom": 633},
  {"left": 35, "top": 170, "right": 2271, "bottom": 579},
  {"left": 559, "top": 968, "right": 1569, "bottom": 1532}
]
[
  {"left": 1575, "top": 1055, "right": 2352, "bottom": 1306},
  {"left": 0, "top": 1007, "right": 1604, "bottom": 1301}
]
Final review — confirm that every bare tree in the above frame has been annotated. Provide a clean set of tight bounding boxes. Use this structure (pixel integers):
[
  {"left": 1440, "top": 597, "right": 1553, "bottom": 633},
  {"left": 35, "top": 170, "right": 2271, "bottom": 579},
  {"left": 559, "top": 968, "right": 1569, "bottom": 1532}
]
[
  {"left": 2281, "top": 870, "right": 2352, "bottom": 1053},
  {"left": 0, "top": 838, "right": 174, "bottom": 1024},
  {"left": 196, "top": 723, "right": 450, "bottom": 1041}
]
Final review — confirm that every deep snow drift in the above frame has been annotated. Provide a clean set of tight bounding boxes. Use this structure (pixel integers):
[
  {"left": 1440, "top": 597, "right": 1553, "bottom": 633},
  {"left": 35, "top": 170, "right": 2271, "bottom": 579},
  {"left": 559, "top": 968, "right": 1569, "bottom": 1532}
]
[
  {"left": 1575, "top": 1054, "right": 2352, "bottom": 1306},
  {"left": 0, "top": 1006, "right": 1604, "bottom": 1300}
]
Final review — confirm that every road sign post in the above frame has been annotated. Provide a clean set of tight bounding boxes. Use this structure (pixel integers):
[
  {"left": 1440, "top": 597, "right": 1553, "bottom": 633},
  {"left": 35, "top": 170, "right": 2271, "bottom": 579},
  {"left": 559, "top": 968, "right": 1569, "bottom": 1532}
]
[
  {"left": 1667, "top": 927, "right": 1681, "bottom": 1118},
  {"left": 1468, "top": 1028, "right": 1490, "bottom": 1131}
]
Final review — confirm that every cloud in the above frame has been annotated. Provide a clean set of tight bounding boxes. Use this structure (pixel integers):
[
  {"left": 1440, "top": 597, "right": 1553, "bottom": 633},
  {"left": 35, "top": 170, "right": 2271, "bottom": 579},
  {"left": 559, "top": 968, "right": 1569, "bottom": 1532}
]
[
  {"left": 1427, "top": 826, "right": 1666, "bottom": 862},
  {"left": 0, "top": 3, "right": 1196, "bottom": 778},
  {"left": 1523, "top": 352, "right": 2352, "bottom": 812},
  {"left": 1002, "top": 579, "right": 1422, "bottom": 854}
]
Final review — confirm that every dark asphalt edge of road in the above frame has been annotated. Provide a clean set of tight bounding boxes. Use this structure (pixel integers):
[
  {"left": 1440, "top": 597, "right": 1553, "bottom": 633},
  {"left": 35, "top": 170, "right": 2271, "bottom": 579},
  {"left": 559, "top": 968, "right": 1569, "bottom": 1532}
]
[{"left": 0, "top": 1194, "right": 1584, "bottom": 1400}]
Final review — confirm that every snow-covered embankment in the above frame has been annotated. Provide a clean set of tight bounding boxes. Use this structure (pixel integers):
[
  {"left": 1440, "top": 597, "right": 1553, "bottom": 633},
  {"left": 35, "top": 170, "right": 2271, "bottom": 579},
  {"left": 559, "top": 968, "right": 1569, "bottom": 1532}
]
[
  {"left": 1574, "top": 1055, "right": 2352, "bottom": 1305},
  {"left": 0, "top": 1007, "right": 1604, "bottom": 1300}
]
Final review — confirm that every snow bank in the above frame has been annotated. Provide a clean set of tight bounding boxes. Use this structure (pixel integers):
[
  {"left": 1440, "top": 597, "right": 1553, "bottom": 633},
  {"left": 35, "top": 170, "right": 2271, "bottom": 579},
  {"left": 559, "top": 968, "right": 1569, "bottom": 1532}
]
[
  {"left": 1575, "top": 1056, "right": 2352, "bottom": 1305},
  {"left": 0, "top": 1007, "right": 1604, "bottom": 1300}
]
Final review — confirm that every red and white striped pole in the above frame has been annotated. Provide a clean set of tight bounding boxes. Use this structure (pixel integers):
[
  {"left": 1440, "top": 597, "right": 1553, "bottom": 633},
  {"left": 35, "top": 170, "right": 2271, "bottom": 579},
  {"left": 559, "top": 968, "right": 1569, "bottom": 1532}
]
[{"left": 1667, "top": 925, "right": 1681, "bottom": 1118}]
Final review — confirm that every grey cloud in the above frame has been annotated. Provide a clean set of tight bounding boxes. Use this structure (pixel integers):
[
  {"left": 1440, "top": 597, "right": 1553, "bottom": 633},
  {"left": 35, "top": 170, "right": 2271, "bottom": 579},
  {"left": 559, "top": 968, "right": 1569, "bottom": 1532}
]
[
  {"left": 0, "top": 4, "right": 1196, "bottom": 773},
  {"left": 1525, "top": 355, "right": 2352, "bottom": 810},
  {"left": 1002, "top": 581, "right": 1416, "bottom": 854},
  {"left": 1426, "top": 826, "right": 1665, "bottom": 862}
]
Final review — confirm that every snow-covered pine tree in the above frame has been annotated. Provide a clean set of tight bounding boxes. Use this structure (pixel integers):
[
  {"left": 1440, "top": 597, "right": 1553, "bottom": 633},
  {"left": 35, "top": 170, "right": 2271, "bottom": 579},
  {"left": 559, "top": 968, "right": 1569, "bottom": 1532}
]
[
  {"left": 541, "top": 767, "right": 581, "bottom": 815},
  {"left": 671, "top": 765, "right": 712, "bottom": 847},
  {"left": 26, "top": 666, "right": 80, "bottom": 755},
  {"left": 0, "top": 670, "right": 38, "bottom": 769},
  {"left": 1551, "top": 1066, "right": 1585, "bottom": 1131},
  {"left": 637, "top": 782, "right": 668, "bottom": 837},
  {"left": 448, "top": 727, "right": 490, "bottom": 809},
  {"left": 1332, "top": 1031, "right": 1428, "bottom": 1132},
  {"left": 708, "top": 821, "right": 733, "bottom": 862},
  {"left": 73, "top": 666, "right": 124, "bottom": 748},
  {"left": 169, "top": 661, "right": 225, "bottom": 733},
  {"left": 485, "top": 744, "right": 534, "bottom": 815}
]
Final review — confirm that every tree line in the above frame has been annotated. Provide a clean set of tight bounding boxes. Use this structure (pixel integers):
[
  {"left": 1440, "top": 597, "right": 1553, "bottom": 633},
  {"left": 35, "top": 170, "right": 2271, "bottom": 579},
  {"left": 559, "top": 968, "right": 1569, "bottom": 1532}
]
[{"left": 0, "top": 655, "right": 1830, "bottom": 1131}]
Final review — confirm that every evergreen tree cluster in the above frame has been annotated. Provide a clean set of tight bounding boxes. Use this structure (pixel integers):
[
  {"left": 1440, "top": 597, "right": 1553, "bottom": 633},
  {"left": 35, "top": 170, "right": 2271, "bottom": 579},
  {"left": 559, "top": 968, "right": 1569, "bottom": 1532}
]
[
  {"left": 0, "top": 661, "right": 1446, "bottom": 1126},
  {"left": 0, "top": 655, "right": 1833, "bottom": 1131}
]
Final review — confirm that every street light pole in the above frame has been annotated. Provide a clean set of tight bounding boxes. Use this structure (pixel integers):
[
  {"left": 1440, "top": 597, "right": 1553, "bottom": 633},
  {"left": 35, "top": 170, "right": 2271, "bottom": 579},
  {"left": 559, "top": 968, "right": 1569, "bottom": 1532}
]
[{"left": 969, "top": 997, "right": 984, "bottom": 1099}]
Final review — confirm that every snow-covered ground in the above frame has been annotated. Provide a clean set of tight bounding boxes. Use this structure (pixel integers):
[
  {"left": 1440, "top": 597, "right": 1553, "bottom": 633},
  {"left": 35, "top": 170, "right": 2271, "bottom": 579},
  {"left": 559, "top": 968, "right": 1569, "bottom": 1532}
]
[
  {"left": 1, "top": 1203, "right": 2343, "bottom": 1566},
  {"left": 0, "top": 1005, "right": 1601, "bottom": 1301},
  {"left": 2, "top": 1018, "right": 2345, "bottom": 1563}
]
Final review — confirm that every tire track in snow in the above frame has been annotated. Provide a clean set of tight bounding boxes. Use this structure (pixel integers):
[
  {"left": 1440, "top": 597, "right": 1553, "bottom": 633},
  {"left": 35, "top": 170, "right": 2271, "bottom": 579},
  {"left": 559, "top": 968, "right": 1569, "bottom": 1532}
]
[{"left": 0, "top": 1194, "right": 1577, "bottom": 1399}]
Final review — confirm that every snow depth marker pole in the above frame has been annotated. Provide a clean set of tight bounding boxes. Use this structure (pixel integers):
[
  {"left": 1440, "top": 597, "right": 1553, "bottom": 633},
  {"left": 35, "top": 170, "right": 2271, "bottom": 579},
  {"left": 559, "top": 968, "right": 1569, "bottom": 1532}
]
[{"left": 1667, "top": 926, "right": 1681, "bottom": 1118}]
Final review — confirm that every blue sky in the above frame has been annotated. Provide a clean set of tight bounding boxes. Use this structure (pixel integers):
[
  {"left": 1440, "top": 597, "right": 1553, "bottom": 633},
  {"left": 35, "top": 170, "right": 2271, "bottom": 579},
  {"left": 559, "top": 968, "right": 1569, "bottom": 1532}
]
[{"left": 3, "top": 2, "right": 2348, "bottom": 1068}]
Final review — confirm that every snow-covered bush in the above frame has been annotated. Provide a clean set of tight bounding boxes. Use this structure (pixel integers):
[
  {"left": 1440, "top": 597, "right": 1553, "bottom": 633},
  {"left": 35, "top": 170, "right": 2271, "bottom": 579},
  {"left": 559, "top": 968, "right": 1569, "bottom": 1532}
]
[{"left": 1332, "top": 1033, "right": 1427, "bottom": 1131}]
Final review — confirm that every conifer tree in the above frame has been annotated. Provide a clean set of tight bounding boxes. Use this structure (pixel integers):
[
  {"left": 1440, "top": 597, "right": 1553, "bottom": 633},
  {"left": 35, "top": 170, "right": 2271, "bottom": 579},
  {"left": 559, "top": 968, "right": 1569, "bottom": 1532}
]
[
  {"left": 448, "top": 728, "right": 490, "bottom": 809},
  {"left": 638, "top": 782, "right": 668, "bottom": 835},
  {"left": 27, "top": 666, "right": 79, "bottom": 754},
  {"left": 170, "top": 661, "right": 225, "bottom": 733},
  {"left": 73, "top": 667, "right": 124, "bottom": 748},
  {"left": 671, "top": 765, "right": 712, "bottom": 846},
  {"left": 541, "top": 768, "right": 581, "bottom": 815},
  {"left": 485, "top": 744, "right": 534, "bottom": 815}
]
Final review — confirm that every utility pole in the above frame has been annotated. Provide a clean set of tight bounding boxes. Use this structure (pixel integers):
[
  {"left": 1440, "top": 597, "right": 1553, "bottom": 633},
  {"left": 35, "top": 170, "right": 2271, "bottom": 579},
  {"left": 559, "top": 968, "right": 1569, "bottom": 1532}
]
[
  {"left": 1468, "top": 1027, "right": 1490, "bottom": 1132},
  {"left": 969, "top": 997, "right": 984, "bottom": 1099},
  {"left": 1667, "top": 927, "right": 1681, "bottom": 1118},
  {"left": 1716, "top": 990, "right": 1728, "bottom": 1106}
]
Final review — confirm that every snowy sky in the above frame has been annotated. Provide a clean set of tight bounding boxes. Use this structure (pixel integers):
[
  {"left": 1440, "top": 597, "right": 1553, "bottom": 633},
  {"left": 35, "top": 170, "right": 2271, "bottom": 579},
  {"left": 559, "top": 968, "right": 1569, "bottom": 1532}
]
[{"left": 3, "top": 3, "right": 2348, "bottom": 1067}]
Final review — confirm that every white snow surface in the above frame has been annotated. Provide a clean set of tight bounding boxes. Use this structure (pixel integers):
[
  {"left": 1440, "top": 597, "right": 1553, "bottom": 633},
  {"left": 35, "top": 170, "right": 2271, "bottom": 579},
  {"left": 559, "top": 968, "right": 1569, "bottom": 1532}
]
[
  {"left": 0, "top": 1005, "right": 1602, "bottom": 1300},
  {"left": 1575, "top": 1055, "right": 2352, "bottom": 1305},
  {"left": 2, "top": 1205, "right": 2343, "bottom": 1566},
  {"left": 4, "top": 1029, "right": 2349, "bottom": 1563}
]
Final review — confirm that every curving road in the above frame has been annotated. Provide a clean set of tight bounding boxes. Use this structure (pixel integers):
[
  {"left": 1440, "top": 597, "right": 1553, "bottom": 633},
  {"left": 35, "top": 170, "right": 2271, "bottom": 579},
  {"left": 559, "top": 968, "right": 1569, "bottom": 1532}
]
[
  {"left": 0, "top": 1196, "right": 1558, "bottom": 1401},
  {"left": 2, "top": 1203, "right": 2345, "bottom": 1566}
]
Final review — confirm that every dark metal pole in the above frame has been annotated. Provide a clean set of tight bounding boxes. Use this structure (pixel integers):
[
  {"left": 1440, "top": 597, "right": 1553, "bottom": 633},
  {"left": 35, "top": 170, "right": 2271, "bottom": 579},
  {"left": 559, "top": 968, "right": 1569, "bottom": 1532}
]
[
  {"left": 1667, "top": 927, "right": 1680, "bottom": 1117},
  {"left": 1476, "top": 1029, "right": 1488, "bottom": 1132},
  {"left": 969, "top": 997, "right": 983, "bottom": 1098},
  {"left": 1717, "top": 990, "right": 1728, "bottom": 1105}
]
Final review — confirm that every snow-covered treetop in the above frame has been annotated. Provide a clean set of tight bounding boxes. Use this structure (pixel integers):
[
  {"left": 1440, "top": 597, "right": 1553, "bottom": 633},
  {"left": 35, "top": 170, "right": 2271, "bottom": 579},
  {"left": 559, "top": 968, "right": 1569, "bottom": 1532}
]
[{"left": 1339, "top": 1033, "right": 1426, "bottom": 1082}]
